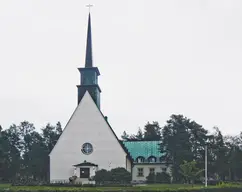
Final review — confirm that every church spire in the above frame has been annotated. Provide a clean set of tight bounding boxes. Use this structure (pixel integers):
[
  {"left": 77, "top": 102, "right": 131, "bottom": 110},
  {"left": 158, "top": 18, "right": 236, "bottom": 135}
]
[
  {"left": 77, "top": 8, "right": 101, "bottom": 108},
  {"left": 85, "top": 12, "right": 93, "bottom": 68}
]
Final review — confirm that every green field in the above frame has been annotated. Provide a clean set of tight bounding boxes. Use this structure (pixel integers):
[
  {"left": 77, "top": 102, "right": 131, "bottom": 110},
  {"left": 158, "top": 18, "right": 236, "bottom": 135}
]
[
  {"left": 0, "top": 183, "right": 209, "bottom": 191},
  {"left": 0, "top": 183, "right": 241, "bottom": 192}
]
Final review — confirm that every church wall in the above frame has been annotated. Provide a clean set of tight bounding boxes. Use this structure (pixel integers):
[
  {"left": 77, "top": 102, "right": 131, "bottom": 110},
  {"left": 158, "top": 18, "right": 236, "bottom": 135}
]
[
  {"left": 132, "top": 164, "right": 171, "bottom": 182},
  {"left": 126, "top": 157, "right": 132, "bottom": 172},
  {"left": 49, "top": 92, "right": 128, "bottom": 182}
]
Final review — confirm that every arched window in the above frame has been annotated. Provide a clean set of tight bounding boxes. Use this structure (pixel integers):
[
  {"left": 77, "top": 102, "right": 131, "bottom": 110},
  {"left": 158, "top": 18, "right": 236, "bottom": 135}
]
[
  {"left": 136, "top": 156, "right": 145, "bottom": 163},
  {"left": 148, "top": 156, "right": 156, "bottom": 163}
]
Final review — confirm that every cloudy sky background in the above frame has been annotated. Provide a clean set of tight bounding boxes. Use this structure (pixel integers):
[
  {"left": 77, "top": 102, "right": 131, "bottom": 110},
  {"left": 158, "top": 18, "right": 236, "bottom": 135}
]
[{"left": 0, "top": 0, "right": 242, "bottom": 137}]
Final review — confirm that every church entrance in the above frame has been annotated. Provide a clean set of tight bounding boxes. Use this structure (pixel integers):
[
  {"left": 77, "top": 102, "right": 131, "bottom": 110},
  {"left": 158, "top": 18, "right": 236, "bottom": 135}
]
[
  {"left": 73, "top": 161, "right": 98, "bottom": 181},
  {"left": 80, "top": 168, "right": 90, "bottom": 178}
]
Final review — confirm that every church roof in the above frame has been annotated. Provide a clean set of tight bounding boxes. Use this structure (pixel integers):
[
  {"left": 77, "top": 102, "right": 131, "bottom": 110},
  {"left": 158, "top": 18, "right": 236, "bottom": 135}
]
[
  {"left": 122, "top": 141, "right": 165, "bottom": 160},
  {"left": 73, "top": 161, "right": 98, "bottom": 167}
]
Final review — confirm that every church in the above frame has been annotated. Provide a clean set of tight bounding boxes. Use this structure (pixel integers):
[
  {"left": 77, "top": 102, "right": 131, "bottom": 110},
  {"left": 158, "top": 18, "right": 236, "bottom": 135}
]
[{"left": 49, "top": 12, "right": 171, "bottom": 184}]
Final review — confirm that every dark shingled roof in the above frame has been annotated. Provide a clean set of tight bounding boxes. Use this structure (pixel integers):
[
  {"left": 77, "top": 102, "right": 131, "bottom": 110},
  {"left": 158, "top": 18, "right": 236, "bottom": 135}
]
[{"left": 73, "top": 161, "right": 98, "bottom": 167}]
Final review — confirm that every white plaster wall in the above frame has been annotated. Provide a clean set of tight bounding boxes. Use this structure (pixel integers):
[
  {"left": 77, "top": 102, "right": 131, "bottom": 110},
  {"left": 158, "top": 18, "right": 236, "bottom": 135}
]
[
  {"left": 126, "top": 158, "right": 132, "bottom": 172},
  {"left": 49, "top": 91, "right": 128, "bottom": 182},
  {"left": 132, "top": 164, "right": 171, "bottom": 181}
]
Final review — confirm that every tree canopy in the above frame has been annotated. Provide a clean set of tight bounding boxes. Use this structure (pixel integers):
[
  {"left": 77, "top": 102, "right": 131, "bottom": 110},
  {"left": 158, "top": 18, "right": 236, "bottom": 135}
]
[
  {"left": 122, "top": 114, "right": 242, "bottom": 182},
  {"left": 0, "top": 121, "right": 62, "bottom": 182},
  {"left": 1, "top": 113, "right": 242, "bottom": 183}
]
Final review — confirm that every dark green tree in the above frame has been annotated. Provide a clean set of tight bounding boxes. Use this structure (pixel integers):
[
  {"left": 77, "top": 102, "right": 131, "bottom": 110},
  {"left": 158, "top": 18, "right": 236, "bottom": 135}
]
[
  {"left": 161, "top": 114, "right": 208, "bottom": 182},
  {"left": 110, "top": 167, "right": 131, "bottom": 183},
  {"left": 135, "top": 128, "right": 143, "bottom": 140},
  {"left": 143, "top": 121, "right": 161, "bottom": 141},
  {"left": 42, "top": 122, "right": 62, "bottom": 152},
  {"left": 223, "top": 134, "right": 242, "bottom": 180},
  {"left": 121, "top": 131, "right": 130, "bottom": 141},
  {"left": 146, "top": 172, "right": 171, "bottom": 184},
  {"left": 0, "top": 125, "right": 4, "bottom": 181},
  {"left": 3, "top": 124, "right": 22, "bottom": 180},
  {"left": 94, "top": 169, "right": 111, "bottom": 184},
  {"left": 211, "top": 127, "right": 227, "bottom": 180}
]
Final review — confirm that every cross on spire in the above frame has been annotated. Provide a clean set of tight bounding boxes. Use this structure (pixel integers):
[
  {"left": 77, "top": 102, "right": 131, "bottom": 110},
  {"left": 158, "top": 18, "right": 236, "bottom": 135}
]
[{"left": 86, "top": 4, "right": 93, "bottom": 13}]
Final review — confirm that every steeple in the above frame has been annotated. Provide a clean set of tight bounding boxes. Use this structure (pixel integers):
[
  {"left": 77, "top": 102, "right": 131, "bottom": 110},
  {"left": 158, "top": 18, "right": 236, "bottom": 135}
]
[
  {"left": 85, "top": 13, "right": 93, "bottom": 68},
  {"left": 77, "top": 10, "right": 101, "bottom": 109}
]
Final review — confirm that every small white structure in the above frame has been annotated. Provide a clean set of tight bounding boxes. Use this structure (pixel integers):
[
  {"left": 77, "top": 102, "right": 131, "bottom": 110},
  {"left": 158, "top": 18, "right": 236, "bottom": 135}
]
[{"left": 49, "top": 12, "right": 171, "bottom": 184}]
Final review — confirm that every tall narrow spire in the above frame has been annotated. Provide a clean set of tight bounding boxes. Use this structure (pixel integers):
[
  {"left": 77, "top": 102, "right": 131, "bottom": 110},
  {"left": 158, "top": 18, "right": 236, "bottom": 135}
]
[
  {"left": 77, "top": 9, "right": 101, "bottom": 108},
  {"left": 85, "top": 12, "right": 93, "bottom": 68}
]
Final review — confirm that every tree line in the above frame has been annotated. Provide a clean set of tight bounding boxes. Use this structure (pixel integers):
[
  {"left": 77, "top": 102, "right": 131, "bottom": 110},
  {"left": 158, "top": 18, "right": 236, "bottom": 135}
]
[
  {"left": 121, "top": 114, "right": 242, "bottom": 182},
  {"left": 0, "top": 121, "right": 62, "bottom": 182},
  {"left": 1, "top": 114, "right": 242, "bottom": 183}
]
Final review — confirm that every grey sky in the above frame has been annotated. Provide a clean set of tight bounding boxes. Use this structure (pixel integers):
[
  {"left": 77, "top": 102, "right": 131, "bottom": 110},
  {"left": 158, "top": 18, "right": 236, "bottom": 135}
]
[{"left": 0, "top": 0, "right": 242, "bottom": 137}]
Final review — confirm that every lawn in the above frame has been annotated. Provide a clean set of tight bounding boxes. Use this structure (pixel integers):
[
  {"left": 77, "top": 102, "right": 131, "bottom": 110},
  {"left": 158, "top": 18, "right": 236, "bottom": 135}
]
[
  {"left": 0, "top": 183, "right": 205, "bottom": 191},
  {"left": 0, "top": 184, "right": 10, "bottom": 188}
]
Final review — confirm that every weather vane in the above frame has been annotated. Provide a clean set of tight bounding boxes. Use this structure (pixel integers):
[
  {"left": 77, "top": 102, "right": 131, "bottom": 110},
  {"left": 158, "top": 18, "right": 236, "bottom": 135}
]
[{"left": 86, "top": 4, "right": 93, "bottom": 13}]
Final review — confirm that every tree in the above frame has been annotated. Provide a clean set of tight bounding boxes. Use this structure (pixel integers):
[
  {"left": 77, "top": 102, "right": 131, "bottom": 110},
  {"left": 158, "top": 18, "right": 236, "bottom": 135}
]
[
  {"left": 210, "top": 127, "right": 227, "bottom": 180},
  {"left": 179, "top": 160, "right": 204, "bottom": 186},
  {"left": 161, "top": 114, "right": 208, "bottom": 182},
  {"left": 3, "top": 124, "right": 22, "bottom": 180},
  {"left": 42, "top": 122, "right": 62, "bottom": 152},
  {"left": 23, "top": 131, "right": 48, "bottom": 180},
  {"left": 94, "top": 168, "right": 131, "bottom": 184},
  {"left": 0, "top": 125, "right": 4, "bottom": 181},
  {"left": 146, "top": 172, "right": 171, "bottom": 184},
  {"left": 223, "top": 134, "right": 242, "bottom": 180},
  {"left": 0, "top": 121, "right": 62, "bottom": 182},
  {"left": 94, "top": 169, "right": 111, "bottom": 184},
  {"left": 121, "top": 131, "right": 130, "bottom": 141},
  {"left": 135, "top": 128, "right": 143, "bottom": 140},
  {"left": 121, "top": 121, "right": 161, "bottom": 141},
  {"left": 40, "top": 122, "right": 63, "bottom": 180},
  {"left": 143, "top": 121, "right": 161, "bottom": 141},
  {"left": 110, "top": 167, "right": 131, "bottom": 183}
]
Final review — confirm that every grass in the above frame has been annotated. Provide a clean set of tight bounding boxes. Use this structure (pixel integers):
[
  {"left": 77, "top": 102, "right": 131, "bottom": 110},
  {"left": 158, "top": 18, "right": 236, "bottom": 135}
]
[
  {"left": 1, "top": 182, "right": 242, "bottom": 191},
  {"left": 0, "top": 183, "right": 206, "bottom": 191},
  {"left": 0, "top": 184, "right": 10, "bottom": 188}
]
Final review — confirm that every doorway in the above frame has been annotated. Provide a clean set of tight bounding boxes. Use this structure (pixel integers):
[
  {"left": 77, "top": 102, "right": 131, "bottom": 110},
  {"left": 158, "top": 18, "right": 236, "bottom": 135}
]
[{"left": 80, "top": 168, "right": 90, "bottom": 178}]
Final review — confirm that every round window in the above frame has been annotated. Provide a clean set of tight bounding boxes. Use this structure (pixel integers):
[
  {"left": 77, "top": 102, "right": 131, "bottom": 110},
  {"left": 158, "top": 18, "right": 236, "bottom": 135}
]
[{"left": 81, "top": 143, "right": 93, "bottom": 155}]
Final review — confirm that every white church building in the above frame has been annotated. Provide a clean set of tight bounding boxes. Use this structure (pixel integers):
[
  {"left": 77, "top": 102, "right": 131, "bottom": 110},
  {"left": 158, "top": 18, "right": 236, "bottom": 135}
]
[{"left": 49, "top": 12, "right": 171, "bottom": 184}]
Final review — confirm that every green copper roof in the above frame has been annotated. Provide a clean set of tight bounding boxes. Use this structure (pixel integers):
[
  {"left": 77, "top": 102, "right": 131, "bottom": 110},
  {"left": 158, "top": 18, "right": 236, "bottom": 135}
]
[{"left": 122, "top": 141, "right": 165, "bottom": 160}]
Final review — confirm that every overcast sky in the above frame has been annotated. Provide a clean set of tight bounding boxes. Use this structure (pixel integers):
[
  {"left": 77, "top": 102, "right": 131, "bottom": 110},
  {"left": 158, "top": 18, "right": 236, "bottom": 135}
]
[{"left": 0, "top": 0, "right": 242, "bottom": 137}]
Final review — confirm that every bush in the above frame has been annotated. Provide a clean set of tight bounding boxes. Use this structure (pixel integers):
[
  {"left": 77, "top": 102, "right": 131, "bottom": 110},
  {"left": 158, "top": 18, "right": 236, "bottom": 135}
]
[
  {"left": 146, "top": 172, "right": 171, "bottom": 184},
  {"left": 94, "top": 168, "right": 131, "bottom": 184},
  {"left": 12, "top": 179, "right": 49, "bottom": 186},
  {"left": 110, "top": 167, "right": 131, "bottom": 183},
  {"left": 93, "top": 169, "right": 111, "bottom": 184}
]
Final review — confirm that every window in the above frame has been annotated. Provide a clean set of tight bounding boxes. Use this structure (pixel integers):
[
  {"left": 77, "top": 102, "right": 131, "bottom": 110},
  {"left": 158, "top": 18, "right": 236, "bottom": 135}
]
[
  {"left": 136, "top": 156, "right": 145, "bottom": 163},
  {"left": 81, "top": 143, "right": 93, "bottom": 155},
  {"left": 137, "top": 168, "right": 144, "bottom": 177},
  {"left": 149, "top": 168, "right": 155, "bottom": 175},
  {"left": 160, "top": 156, "right": 166, "bottom": 162},
  {"left": 162, "top": 167, "right": 167, "bottom": 172},
  {"left": 148, "top": 156, "right": 156, "bottom": 163}
]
